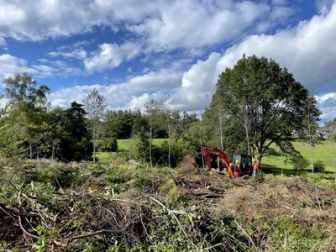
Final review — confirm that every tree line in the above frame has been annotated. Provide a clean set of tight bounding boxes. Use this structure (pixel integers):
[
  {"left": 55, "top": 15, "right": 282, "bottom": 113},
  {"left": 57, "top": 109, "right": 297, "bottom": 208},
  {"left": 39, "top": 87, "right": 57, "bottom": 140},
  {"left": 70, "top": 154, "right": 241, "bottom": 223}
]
[
  {"left": 0, "top": 73, "right": 198, "bottom": 164},
  {"left": 0, "top": 55, "right": 321, "bottom": 167}
]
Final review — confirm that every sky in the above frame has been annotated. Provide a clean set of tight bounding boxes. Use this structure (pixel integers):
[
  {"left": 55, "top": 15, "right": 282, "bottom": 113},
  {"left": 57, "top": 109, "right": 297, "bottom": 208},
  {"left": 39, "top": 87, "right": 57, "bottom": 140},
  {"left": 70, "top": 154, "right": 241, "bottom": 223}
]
[{"left": 0, "top": 0, "right": 335, "bottom": 124}]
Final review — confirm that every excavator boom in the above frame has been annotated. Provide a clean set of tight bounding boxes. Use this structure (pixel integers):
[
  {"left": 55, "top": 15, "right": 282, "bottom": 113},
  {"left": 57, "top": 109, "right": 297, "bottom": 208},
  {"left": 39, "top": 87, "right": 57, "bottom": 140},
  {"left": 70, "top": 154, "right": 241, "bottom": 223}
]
[{"left": 201, "top": 146, "right": 234, "bottom": 177}]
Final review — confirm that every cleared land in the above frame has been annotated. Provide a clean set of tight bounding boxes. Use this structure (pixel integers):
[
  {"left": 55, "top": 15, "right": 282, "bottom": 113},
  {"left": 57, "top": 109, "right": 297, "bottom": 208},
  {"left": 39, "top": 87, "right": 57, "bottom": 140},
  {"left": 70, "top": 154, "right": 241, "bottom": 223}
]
[{"left": 0, "top": 157, "right": 335, "bottom": 251}]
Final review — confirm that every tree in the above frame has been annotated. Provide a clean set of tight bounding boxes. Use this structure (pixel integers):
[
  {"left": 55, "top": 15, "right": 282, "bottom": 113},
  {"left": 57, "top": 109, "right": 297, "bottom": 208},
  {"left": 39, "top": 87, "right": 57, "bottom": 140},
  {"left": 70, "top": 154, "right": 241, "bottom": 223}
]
[
  {"left": 206, "top": 55, "right": 320, "bottom": 164},
  {"left": 83, "top": 88, "right": 106, "bottom": 163},
  {"left": 59, "top": 102, "right": 92, "bottom": 161},
  {"left": 4, "top": 73, "right": 50, "bottom": 158},
  {"left": 144, "top": 99, "right": 166, "bottom": 168}
]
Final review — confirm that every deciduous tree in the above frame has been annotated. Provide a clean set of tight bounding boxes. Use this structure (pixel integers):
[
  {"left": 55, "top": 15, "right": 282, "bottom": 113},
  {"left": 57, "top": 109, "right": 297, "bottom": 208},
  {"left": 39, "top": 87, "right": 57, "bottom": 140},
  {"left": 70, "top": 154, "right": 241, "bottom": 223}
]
[
  {"left": 206, "top": 56, "right": 320, "bottom": 164},
  {"left": 4, "top": 73, "right": 49, "bottom": 158},
  {"left": 83, "top": 88, "right": 106, "bottom": 163}
]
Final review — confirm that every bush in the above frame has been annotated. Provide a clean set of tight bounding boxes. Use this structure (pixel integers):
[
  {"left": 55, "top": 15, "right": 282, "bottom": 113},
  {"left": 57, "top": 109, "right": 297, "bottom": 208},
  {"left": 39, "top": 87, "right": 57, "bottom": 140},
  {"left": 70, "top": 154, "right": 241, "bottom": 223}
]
[
  {"left": 135, "top": 176, "right": 153, "bottom": 189},
  {"left": 149, "top": 139, "right": 192, "bottom": 167},
  {"left": 290, "top": 156, "right": 309, "bottom": 173},
  {"left": 99, "top": 137, "right": 118, "bottom": 152},
  {"left": 313, "top": 161, "right": 325, "bottom": 173}
]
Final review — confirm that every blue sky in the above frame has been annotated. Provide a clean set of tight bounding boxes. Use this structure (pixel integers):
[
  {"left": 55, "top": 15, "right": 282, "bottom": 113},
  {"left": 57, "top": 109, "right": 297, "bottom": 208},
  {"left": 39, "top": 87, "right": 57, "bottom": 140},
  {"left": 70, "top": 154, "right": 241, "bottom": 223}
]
[{"left": 0, "top": 0, "right": 335, "bottom": 124}]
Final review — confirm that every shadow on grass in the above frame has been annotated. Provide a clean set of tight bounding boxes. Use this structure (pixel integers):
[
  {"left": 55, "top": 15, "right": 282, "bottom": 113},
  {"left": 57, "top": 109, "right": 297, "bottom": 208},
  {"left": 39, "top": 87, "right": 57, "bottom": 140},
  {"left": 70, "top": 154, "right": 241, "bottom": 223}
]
[{"left": 262, "top": 164, "right": 335, "bottom": 178}]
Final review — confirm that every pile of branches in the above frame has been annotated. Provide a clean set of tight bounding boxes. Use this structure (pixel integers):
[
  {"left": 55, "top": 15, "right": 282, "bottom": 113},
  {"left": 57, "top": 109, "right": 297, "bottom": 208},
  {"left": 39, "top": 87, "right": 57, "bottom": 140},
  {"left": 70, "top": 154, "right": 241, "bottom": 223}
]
[
  {"left": 0, "top": 189, "right": 151, "bottom": 250},
  {"left": 0, "top": 188, "right": 249, "bottom": 251}
]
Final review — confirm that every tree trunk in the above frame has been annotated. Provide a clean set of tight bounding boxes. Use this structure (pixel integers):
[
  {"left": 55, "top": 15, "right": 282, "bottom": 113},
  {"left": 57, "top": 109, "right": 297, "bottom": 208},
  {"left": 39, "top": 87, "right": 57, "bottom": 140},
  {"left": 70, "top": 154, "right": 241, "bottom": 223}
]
[
  {"left": 29, "top": 143, "right": 33, "bottom": 159},
  {"left": 219, "top": 108, "right": 224, "bottom": 150},
  {"left": 256, "top": 152, "right": 263, "bottom": 166},
  {"left": 93, "top": 143, "right": 96, "bottom": 164},
  {"left": 149, "top": 123, "right": 153, "bottom": 168},
  {"left": 51, "top": 145, "right": 55, "bottom": 160},
  {"left": 168, "top": 117, "right": 171, "bottom": 168},
  {"left": 93, "top": 123, "right": 96, "bottom": 164},
  {"left": 244, "top": 105, "right": 250, "bottom": 156}
]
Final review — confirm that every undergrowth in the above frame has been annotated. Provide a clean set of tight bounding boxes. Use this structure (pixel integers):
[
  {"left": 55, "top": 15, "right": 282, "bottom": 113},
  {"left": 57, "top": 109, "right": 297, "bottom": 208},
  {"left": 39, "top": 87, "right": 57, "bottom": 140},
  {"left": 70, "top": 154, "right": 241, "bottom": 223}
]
[{"left": 0, "top": 158, "right": 335, "bottom": 251}]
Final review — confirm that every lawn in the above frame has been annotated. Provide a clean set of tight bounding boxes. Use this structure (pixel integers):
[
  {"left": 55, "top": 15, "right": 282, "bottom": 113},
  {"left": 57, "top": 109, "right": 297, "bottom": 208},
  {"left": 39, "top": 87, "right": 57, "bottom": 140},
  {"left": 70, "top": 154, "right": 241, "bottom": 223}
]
[
  {"left": 97, "top": 138, "right": 336, "bottom": 181},
  {"left": 116, "top": 138, "right": 167, "bottom": 152},
  {"left": 96, "top": 138, "right": 167, "bottom": 163},
  {"left": 263, "top": 140, "right": 336, "bottom": 172}
]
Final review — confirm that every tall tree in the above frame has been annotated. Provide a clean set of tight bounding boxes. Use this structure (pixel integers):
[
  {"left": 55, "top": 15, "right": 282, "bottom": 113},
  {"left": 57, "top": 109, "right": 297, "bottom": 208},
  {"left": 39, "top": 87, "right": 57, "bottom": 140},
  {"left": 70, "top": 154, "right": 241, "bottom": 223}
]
[
  {"left": 60, "top": 102, "right": 92, "bottom": 161},
  {"left": 206, "top": 55, "right": 320, "bottom": 164},
  {"left": 144, "top": 99, "right": 165, "bottom": 168},
  {"left": 4, "top": 73, "right": 49, "bottom": 158},
  {"left": 83, "top": 88, "right": 106, "bottom": 163}
]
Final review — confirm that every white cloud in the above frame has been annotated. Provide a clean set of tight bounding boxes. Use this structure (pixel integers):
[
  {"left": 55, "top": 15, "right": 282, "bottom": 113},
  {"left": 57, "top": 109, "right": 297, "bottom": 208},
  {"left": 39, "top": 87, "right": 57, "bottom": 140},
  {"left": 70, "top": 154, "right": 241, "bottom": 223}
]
[
  {"left": 168, "top": 52, "right": 221, "bottom": 111},
  {"left": 128, "top": 0, "right": 271, "bottom": 51},
  {"left": 84, "top": 42, "right": 141, "bottom": 73},
  {"left": 0, "top": 53, "right": 81, "bottom": 80},
  {"left": 315, "top": 92, "right": 336, "bottom": 123},
  {"left": 49, "top": 48, "right": 87, "bottom": 60},
  {"left": 168, "top": 3, "right": 336, "bottom": 118},
  {"left": 0, "top": 54, "right": 31, "bottom": 78},
  {"left": 0, "top": 37, "right": 5, "bottom": 46},
  {"left": 129, "top": 93, "right": 151, "bottom": 111},
  {"left": 49, "top": 68, "right": 182, "bottom": 109},
  {"left": 316, "top": 0, "right": 336, "bottom": 14},
  {"left": 0, "top": 0, "right": 294, "bottom": 54},
  {"left": 48, "top": 2, "right": 336, "bottom": 121},
  {"left": 215, "top": 3, "right": 336, "bottom": 93}
]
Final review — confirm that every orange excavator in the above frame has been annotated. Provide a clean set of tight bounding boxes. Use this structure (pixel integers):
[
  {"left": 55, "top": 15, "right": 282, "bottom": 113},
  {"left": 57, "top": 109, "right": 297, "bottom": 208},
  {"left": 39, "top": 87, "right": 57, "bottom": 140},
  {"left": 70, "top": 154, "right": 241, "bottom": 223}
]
[{"left": 201, "top": 146, "right": 252, "bottom": 177}]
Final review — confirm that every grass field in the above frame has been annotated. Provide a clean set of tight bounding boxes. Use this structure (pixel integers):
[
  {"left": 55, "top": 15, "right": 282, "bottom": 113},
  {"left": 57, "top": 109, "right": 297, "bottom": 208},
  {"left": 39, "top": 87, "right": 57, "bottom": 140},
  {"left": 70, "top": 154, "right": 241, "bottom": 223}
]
[
  {"left": 96, "top": 138, "right": 167, "bottom": 163},
  {"left": 97, "top": 138, "right": 336, "bottom": 177},
  {"left": 263, "top": 141, "right": 336, "bottom": 172},
  {"left": 117, "top": 138, "right": 166, "bottom": 152}
]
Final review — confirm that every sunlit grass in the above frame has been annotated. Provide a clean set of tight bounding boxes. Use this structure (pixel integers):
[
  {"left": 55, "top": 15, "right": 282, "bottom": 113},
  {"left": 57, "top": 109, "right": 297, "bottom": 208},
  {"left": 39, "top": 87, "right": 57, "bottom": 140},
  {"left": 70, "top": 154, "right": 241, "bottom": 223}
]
[{"left": 263, "top": 141, "right": 336, "bottom": 172}]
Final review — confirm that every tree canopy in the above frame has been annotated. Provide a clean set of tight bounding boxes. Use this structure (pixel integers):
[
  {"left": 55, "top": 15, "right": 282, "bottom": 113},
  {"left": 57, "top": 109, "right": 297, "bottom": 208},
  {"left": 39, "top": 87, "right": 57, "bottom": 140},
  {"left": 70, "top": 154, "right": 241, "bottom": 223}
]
[{"left": 204, "top": 55, "right": 320, "bottom": 163}]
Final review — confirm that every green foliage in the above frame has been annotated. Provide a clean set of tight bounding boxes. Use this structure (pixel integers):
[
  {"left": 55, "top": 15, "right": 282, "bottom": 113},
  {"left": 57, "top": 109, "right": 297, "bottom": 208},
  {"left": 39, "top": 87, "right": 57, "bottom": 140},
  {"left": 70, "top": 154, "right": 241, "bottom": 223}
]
[
  {"left": 263, "top": 141, "right": 336, "bottom": 173},
  {"left": 105, "top": 166, "right": 132, "bottom": 184},
  {"left": 103, "top": 109, "right": 147, "bottom": 138},
  {"left": 267, "top": 216, "right": 327, "bottom": 251},
  {"left": 57, "top": 102, "right": 92, "bottom": 161},
  {"left": 4, "top": 73, "right": 50, "bottom": 158},
  {"left": 132, "top": 136, "right": 192, "bottom": 167},
  {"left": 33, "top": 225, "right": 59, "bottom": 252},
  {"left": 290, "top": 155, "right": 309, "bottom": 172},
  {"left": 99, "top": 137, "right": 118, "bottom": 152},
  {"left": 83, "top": 88, "right": 106, "bottom": 163},
  {"left": 324, "top": 118, "right": 336, "bottom": 128},
  {"left": 160, "top": 179, "right": 180, "bottom": 203},
  {"left": 158, "top": 139, "right": 193, "bottom": 167},
  {"left": 313, "top": 160, "right": 325, "bottom": 173},
  {"left": 133, "top": 127, "right": 151, "bottom": 163},
  {"left": 135, "top": 175, "right": 153, "bottom": 189},
  {"left": 204, "top": 55, "right": 320, "bottom": 163}
]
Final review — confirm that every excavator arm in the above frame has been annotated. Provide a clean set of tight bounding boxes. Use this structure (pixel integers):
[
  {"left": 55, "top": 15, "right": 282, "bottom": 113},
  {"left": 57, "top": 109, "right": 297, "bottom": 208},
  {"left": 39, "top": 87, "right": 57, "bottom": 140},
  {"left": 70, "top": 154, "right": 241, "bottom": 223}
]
[{"left": 201, "top": 146, "right": 233, "bottom": 177}]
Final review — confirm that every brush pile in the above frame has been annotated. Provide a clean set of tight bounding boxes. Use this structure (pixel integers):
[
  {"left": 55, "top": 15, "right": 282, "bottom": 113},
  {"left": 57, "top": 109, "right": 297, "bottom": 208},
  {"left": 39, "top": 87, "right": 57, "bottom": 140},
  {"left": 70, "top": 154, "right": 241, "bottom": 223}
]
[{"left": 0, "top": 157, "right": 335, "bottom": 251}]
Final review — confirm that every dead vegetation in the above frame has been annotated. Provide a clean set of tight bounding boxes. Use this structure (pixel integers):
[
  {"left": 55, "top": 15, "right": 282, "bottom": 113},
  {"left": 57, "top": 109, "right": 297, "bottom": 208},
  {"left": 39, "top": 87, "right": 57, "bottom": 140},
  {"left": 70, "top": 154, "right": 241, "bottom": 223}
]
[{"left": 0, "top": 157, "right": 335, "bottom": 251}]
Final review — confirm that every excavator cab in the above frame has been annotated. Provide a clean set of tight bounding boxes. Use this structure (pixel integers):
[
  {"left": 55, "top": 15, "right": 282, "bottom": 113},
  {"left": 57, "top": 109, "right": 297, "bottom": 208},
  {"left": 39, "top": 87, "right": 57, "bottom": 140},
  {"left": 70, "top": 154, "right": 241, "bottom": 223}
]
[{"left": 232, "top": 154, "right": 252, "bottom": 175}]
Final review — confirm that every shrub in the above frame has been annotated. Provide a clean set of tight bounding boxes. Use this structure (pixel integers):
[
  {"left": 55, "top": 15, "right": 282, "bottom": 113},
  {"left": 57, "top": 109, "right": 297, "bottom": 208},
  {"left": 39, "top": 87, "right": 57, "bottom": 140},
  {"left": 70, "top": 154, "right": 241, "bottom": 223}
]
[
  {"left": 313, "top": 161, "right": 325, "bottom": 173},
  {"left": 99, "top": 137, "right": 118, "bottom": 152},
  {"left": 160, "top": 179, "right": 180, "bottom": 203},
  {"left": 290, "top": 156, "right": 309, "bottom": 173},
  {"left": 135, "top": 176, "right": 153, "bottom": 189},
  {"left": 150, "top": 139, "right": 192, "bottom": 167}
]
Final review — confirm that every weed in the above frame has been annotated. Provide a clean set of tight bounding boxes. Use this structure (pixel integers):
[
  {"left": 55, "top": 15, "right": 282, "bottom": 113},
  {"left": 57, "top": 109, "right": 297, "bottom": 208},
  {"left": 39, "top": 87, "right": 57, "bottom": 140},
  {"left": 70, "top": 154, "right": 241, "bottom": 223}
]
[
  {"left": 135, "top": 175, "right": 153, "bottom": 189},
  {"left": 160, "top": 179, "right": 180, "bottom": 203}
]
